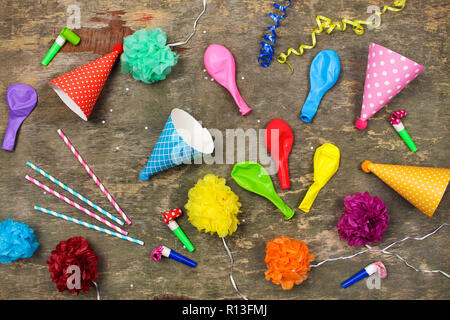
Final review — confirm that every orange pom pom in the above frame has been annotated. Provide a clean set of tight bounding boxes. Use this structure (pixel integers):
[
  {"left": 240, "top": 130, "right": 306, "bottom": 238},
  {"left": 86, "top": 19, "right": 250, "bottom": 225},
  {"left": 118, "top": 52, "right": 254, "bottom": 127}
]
[{"left": 264, "top": 236, "right": 315, "bottom": 290}]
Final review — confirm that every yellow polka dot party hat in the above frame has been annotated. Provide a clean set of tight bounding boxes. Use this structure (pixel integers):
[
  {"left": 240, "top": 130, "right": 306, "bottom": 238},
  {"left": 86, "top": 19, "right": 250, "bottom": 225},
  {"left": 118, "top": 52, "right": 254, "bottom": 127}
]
[{"left": 362, "top": 161, "right": 450, "bottom": 218}]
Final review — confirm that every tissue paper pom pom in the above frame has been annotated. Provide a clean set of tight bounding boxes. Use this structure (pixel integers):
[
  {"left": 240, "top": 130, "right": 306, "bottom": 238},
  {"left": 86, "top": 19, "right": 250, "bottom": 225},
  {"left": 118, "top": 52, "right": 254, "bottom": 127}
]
[
  {"left": 337, "top": 192, "right": 389, "bottom": 246},
  {"left": 0, "top": 219, "right": 39, "bottom": 264},
  {"left": 185, "top": 174, "right": 242, "bottom": 238},
  {"left": 47, "top": 237, "right": 98, "bottom": 294},
  {"left": 121, "top": 28, "right": 178, "bottom": 84},
  {"left": 265, "top": 237, "right": 314, "bottom": 290}
]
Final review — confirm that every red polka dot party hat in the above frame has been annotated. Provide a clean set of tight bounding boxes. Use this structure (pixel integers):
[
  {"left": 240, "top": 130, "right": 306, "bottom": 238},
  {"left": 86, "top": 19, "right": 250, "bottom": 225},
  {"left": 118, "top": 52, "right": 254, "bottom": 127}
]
[
  {"left": 362, "top": 160, "right": 450, "bottom": 218},
  {"left": 355, "top": 43, "right": 425, "bottom": 130},
  {"left": 50, "top": 43, "right": 123, "bottom": 121}
]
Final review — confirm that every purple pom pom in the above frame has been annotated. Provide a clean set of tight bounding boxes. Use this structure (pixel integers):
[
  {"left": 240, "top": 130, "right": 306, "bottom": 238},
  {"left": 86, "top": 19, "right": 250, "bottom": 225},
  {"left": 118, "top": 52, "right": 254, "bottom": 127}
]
[{"left": 337, "top": 192, "right": 389, "bottom": 246}]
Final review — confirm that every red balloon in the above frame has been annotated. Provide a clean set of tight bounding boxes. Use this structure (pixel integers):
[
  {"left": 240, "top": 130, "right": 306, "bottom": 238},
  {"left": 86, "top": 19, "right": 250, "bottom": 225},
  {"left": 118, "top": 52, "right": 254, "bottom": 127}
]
[{"left": 264, "top": 119, "right": 294, "bottom": 189}]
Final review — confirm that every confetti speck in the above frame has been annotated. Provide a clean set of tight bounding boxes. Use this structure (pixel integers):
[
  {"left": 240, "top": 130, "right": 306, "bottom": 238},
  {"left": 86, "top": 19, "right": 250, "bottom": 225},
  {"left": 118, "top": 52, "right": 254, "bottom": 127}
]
[
  {"left": 145, "top": 126, "right": 148, "bottom": 130},
  {"left": 310, "top": 146, "right": 314, "bottom": 150},
  {"left": 257, "top": 120, "right": 260, "bottom": 123},
  {"left": 204, "top": 76, "right": 208, "bottom": 80},
  {"left": 210, "top": 78, "right": 214, "bottom": 81},
  {"left": 125, "top": 88, "right": 129, "bottom": 91},
  {"left": 130, "top": 284, "right": 134, "bottom": 288},
  {"left": 241, "top": 76, "right": 245, "bottom": 80},
  {"left": 102, "top": 120, "right": 106, "bottom": 124},
  {"left": 110, "top": 109, "right": 113, "bottom": 112},
  {"left": 116, "top": 146, "right": 120, "bottom": 150},
  {"left": 202, "top": 30, "right": 207, "bottom": 34}
]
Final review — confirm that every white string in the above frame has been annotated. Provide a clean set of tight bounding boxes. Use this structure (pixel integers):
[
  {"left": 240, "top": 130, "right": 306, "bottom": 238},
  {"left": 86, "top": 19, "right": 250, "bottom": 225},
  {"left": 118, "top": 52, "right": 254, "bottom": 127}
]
[
  {"left": 92, "top": 281, "right": 101, "bottom": 300},
  {"left": 168, "top": 0, "right": 207, "bottom": 47},
  {"left": 311, "top": 223, "right": 450, "bottom": 279},
  {"left": 222, "top": 237, "right": 248, "bottom": 300}
]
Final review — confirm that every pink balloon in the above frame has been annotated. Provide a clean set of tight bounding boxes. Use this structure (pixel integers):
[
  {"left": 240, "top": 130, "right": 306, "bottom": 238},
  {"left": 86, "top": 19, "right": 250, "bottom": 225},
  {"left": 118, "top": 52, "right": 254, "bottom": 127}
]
[{"left": 204, "top": 44, "right": 252, "bottom": 116}]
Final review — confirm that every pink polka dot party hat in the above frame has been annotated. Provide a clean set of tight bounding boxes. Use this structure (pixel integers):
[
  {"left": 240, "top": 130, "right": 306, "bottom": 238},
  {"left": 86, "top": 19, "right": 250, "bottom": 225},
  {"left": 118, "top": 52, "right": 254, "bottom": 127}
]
[
  {"left": 355, "top": 43, "right": 424, "bottom": 130},
  {"left": 50, "top": 43, "right": 123, "bottom": 121}
]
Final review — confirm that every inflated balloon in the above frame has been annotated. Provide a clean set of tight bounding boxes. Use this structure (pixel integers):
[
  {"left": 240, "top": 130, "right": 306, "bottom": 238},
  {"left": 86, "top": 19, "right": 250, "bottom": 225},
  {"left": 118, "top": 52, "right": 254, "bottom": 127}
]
[
  {"left": 264, "top": 119, "right": 294, "bottom": 189},
  {"left": 231, "top": 162, "right": 295, "bottom": 220},
  {"left": 299, "top": 143, "right": 340, "bottom": 213},
  {"left": 300, "top": 50, "right": 340, "bottom": 123},
  {"left": 204, "top": 44, "right": 252, "bottom": 116},
  {"left": 1, "top": 84, "right": 38, "bottom": 151}
]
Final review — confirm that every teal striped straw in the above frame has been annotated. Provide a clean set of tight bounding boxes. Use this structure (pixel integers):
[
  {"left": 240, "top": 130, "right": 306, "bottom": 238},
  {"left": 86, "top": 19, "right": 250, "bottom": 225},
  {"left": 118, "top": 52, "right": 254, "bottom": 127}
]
[
  {"left": 27, "top": 161, "right": 124, "bottom": 226},
  {"left": 34, "top": 206, "right": 144, "bottom": 246}
]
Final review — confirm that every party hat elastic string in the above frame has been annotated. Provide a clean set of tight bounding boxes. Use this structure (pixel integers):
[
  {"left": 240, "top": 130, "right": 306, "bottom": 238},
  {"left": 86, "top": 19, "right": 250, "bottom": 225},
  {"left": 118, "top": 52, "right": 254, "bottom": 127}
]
[
  {"left": 222, "top": 238, "right": 248, "bottom": 300},
  {"left": 92, "top": 281, "right": 101, "bottom": 300},
  {"left": 277, "top": 0, "right": 406, "bottom": 72},
  {"left": 311, "top": 223, "right": 450, "bottom": 279},
  {"left": 168, "top": 0, "right": 207, "bottom": 47}
]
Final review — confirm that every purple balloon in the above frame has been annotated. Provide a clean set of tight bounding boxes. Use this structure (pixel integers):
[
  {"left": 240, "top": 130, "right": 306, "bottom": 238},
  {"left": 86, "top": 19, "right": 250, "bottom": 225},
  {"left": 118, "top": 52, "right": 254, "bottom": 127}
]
[{"left": 2, "top": 84, "right": 37, "bottom": 151}]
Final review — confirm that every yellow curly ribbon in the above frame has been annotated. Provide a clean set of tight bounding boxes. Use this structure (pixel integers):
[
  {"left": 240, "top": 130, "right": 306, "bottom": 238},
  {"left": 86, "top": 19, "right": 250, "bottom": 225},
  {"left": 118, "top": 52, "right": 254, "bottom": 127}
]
[{"left": 277, "top": 0, "right": 406, "bottom": 72}]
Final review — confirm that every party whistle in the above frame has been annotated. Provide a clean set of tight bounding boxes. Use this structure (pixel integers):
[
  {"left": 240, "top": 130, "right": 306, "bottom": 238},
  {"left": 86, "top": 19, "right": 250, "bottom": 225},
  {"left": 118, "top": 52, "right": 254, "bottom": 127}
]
[
  {"left": 151, "top": 245, "right": 197, "bottom": 268},
  {"left": 42, "top": 28, "right": 80, "bottom": 66},
  {"left": 390, "top": 110, "right": 417, "bottom": 152},
  {"left": 162, "top": 208, "right": 195, "bottom": 252},
  {"left": 341, "top": 261, "right": 387, "bottom": 288}
]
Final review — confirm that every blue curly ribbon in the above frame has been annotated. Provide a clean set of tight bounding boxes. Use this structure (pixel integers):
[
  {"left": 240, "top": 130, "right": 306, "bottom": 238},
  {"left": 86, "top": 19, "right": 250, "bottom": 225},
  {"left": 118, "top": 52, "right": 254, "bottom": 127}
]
[{"left": 258, "top": 0, "right": 292, "bottom": 68}]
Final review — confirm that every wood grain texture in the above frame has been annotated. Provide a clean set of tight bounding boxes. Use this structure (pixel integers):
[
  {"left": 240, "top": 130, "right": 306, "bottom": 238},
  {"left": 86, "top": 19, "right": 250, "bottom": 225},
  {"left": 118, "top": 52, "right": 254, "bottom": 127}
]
[{"left": 0, "top": 0, "right": 448, "bottom": 300}]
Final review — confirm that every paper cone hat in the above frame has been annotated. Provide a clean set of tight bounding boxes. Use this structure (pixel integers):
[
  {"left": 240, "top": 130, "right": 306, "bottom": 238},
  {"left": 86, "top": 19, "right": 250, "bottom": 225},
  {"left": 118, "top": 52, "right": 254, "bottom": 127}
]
[
  {"left": 355, "top": 43, "right": 424, "bottom": 130},
  {"left": 362, "top": 160, "right": 450, "bottom": 217},
  {"left": 139, "top": 108, "right": 214, "bottom": 181},
  {"left": 50, "top": 43, "right": 123, "bottom": 121}
]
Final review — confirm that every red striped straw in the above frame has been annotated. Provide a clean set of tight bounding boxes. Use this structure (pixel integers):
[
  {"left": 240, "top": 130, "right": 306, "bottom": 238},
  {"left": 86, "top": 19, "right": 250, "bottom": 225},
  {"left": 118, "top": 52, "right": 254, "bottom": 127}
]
[
  {"left": 25, "top": 175, "right": 128, "bottom": 235},
  {"left": 57, "top": 129, "right": 131, "bottom": 225}
]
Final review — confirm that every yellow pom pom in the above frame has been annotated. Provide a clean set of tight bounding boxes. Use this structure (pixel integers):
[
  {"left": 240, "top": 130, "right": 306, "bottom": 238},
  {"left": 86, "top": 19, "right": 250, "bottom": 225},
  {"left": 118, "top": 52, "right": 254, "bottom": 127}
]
[{"left": 185, "top": 174, "right": 242, "bottom": 238}]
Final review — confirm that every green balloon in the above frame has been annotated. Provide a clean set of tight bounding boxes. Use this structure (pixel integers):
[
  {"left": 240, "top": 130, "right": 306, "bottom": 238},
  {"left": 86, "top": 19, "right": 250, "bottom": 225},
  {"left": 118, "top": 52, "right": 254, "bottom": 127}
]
[{"left": 231, "top": 162, "right": 295, "bottom": 220}]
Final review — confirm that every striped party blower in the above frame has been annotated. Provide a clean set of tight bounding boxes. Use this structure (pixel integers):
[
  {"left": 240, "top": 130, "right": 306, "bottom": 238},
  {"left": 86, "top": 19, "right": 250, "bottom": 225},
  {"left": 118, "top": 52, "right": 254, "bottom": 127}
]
[
  {"left": 34, "top": 206, "right": 144, "bottom": 246},
  {"left": 25, "top": 175, "right": 128, "bottom": 235},
  {"left": 57, "top": 129, "right": 131, "bottom": 225},
  {"left": 26, "top": 161, "right": 124, "bottom": 226}
]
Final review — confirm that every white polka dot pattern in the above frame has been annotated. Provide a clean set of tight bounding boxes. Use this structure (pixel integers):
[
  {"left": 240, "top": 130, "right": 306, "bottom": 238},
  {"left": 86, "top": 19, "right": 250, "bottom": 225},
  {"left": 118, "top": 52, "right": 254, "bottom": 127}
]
[
  {"left": 50, "top": 49, "right": 121, "bottom": 120},
  {"left": 368, "top": 162, "right": 450, "bottom": 218},
  {"left": 360, "top": 43, "right": 424, "bottom": 121}
]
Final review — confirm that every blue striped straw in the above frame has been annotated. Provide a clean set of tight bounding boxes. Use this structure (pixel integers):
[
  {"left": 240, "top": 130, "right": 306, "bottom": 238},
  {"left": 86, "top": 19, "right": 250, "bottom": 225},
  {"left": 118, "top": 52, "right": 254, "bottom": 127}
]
[
  {"left": 27, "top": 161, "right": 124, "bottom": 226},
  {"left": 34, "top": 206, "right": 144, "bottom": 246}
]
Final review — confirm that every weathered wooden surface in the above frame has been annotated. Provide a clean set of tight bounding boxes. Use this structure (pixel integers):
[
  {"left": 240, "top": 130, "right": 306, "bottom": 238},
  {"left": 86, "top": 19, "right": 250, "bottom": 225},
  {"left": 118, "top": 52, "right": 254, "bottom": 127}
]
[{"left": 0, "top": 0, "right": 448, "bottom": 300}]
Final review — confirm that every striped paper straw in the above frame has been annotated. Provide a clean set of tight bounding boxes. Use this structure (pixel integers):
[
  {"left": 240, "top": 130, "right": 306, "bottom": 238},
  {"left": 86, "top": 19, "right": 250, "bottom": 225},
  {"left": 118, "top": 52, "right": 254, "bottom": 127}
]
[
  {"left": 25, "top": 175, "right": 128, "bottom": 235},
  {"left": 34, "top": 206, "right": 143, "bottom": 246},
  {"left": 57, "top": 129, "right": 131, "bottom": 225},
  {"left": 26, "top": 161, "right": 124, "bottom": 226}
]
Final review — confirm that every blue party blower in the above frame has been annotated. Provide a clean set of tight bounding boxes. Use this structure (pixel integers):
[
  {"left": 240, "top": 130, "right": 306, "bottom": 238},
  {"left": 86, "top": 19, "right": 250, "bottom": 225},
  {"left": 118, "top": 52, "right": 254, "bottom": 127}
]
[
  {"left": 151, "top": 245, "right": 197, "bottom": 268},
  {"left": 300, "top": 50, "right": 341, "bottom": 123},
  {"left": 140, "top": 108, "right": 214, "bottom": 181},
  {"left": 341, "top": 261, "right": 387, "bottom": 288}
]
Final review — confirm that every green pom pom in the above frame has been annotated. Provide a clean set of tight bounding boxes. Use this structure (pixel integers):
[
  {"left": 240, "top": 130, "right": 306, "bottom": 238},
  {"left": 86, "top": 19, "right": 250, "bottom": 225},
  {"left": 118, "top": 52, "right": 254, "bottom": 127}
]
[{"left": 121, "top": 28, "right": 178, "bottom": 84}]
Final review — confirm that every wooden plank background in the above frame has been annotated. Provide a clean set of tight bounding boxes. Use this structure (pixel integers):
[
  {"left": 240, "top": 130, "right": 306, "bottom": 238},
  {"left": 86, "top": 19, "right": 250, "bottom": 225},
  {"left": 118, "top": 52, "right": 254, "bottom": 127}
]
[{"left": 0, "top": 0, "right": 448, "bottom": 299}]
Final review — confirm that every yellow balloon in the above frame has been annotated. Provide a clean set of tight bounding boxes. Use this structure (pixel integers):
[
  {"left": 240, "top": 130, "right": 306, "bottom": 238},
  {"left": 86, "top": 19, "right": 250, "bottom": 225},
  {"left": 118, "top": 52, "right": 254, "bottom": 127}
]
[{"left": 299, "top": 143, "right": 340, "bottom": 213}]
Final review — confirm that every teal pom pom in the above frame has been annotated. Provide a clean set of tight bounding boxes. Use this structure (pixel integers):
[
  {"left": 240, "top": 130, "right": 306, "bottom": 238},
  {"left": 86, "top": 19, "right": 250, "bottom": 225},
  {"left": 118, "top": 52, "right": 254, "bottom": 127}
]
[
  {"left": 121, "top": 28, "right": 179, "bottom": 84},
  {"left": 0, "top": 219, "right": 39, "bottom": 264}
]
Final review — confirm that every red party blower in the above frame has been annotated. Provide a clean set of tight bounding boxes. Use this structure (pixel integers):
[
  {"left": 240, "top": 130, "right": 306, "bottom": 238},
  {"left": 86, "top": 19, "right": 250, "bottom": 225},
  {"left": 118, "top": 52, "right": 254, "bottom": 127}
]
[{"left": 265, "top": 119, "right": 294, "bottom": 189}]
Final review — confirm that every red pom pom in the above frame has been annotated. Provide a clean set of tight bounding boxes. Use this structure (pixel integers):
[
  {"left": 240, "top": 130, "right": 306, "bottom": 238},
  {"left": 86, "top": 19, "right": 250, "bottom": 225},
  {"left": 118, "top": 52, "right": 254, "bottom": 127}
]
[{"left": 47, "top": 237, "right": 98, "bottom": 295}]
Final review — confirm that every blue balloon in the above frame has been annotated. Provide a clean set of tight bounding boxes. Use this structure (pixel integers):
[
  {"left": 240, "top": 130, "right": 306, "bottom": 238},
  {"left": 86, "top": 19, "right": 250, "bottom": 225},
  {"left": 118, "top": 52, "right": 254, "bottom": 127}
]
[{"left": 300, "top": 50, "right": 341, "bottom": 123}]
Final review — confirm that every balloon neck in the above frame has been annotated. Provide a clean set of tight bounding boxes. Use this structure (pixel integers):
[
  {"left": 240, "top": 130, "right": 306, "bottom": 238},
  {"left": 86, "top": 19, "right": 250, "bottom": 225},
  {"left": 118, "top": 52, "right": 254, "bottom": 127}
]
[
  {"left": 1, "top": 117, "right": 24, "bottom": 151},
  {"left": 277, "top": 159, "right": 291, "bottom": 189},
  {"left": 355, "top": 118, "right": 367, "bottom": 130},
  {"left": 300, "top": 89, "right": 322, "bottom": 123},
  {"left": 270, "top": 191, "right": 295, "bottom": 220},
  {"left": 230, "top": 88, "right": 252, "bottom": 116},
  {"left": 298, "top": 183, "right": 322, "bottom": 213}
]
